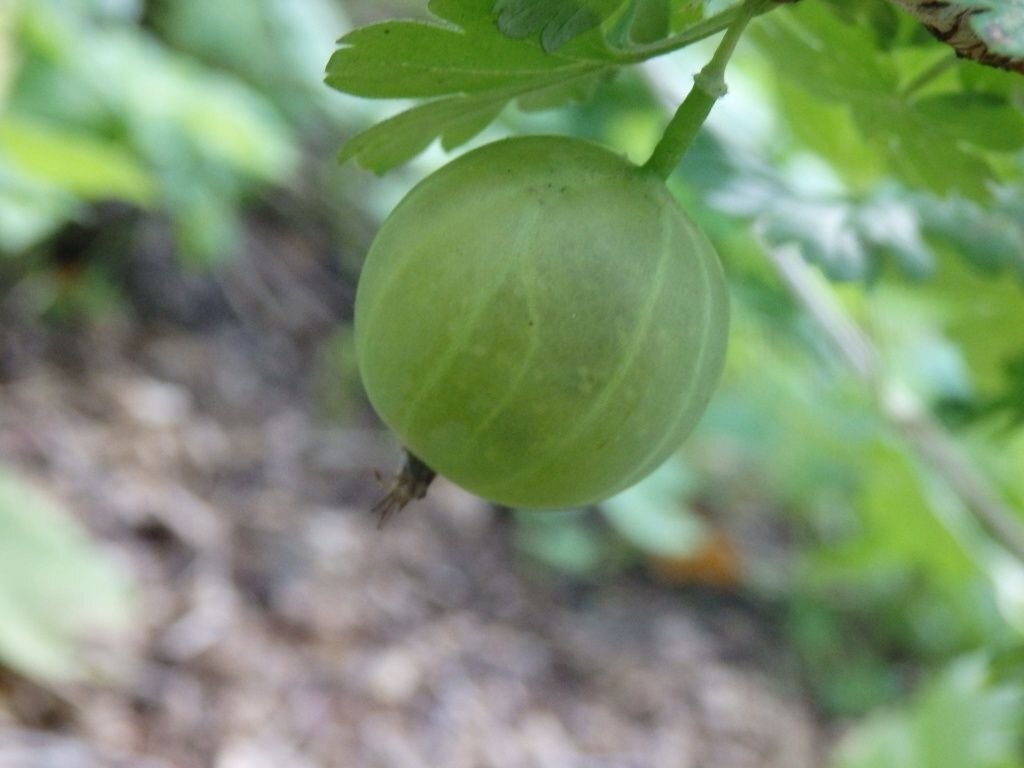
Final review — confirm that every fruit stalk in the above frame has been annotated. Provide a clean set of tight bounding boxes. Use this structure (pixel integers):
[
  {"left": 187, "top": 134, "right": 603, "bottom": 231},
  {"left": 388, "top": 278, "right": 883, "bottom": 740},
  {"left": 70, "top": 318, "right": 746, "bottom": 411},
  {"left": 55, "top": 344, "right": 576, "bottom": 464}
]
[{"left": 643, "top": 0, "right": 770, "bottom": 180}]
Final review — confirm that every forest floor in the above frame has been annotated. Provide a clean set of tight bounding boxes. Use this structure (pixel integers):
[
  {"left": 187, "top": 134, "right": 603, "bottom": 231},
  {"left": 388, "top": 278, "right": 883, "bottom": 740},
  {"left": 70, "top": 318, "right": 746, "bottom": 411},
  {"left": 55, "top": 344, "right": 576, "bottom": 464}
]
[{"left": 0, "top": 225, "right": 829, "bottom": 767}]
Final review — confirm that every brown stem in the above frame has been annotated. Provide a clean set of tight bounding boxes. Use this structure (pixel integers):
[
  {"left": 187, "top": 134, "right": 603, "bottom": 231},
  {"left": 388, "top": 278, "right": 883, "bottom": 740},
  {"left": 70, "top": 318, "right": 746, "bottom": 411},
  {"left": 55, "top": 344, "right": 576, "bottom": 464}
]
[{"left": 372, "top": 450, "right": 436, "bottom": 527}]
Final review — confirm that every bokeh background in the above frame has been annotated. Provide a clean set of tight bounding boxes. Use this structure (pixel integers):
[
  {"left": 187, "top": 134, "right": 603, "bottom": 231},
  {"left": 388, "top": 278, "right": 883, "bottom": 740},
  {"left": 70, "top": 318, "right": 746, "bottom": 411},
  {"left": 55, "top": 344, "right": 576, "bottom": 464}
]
[{"left": 2, "top": 1, "right": 1024, "bottom": 766}]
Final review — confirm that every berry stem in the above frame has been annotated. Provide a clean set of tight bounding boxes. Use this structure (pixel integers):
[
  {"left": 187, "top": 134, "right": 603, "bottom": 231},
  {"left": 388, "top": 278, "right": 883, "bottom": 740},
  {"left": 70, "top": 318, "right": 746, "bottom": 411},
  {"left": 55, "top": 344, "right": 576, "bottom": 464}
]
[
  {"left": 372, "top": 450, "right": 436, "bottom": 527},
  {"left": 643, "top": 0, "right": 770, "bottom": 180}
]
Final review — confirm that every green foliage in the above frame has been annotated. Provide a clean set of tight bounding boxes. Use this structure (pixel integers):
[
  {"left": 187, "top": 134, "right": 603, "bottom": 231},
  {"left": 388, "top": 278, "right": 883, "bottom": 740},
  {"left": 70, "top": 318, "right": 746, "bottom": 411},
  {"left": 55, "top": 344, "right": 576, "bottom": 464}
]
[
  {"left": 833, "top": 656, "right": 1024, "bottom": 768},
  {"left": 749, "top": 1, "right": 1024, "bottom": 201},
  {"left": 493, "top": 0, "right": 630, "bottom": 51},
  {"left": 151, "top": 0, "right": 349, "bottom": 127},
  {"left": 332, "top": 0, "right": 1024, "bottom": 760},
  {"left": 515, "top": 508, "right": 625, "bottom": 576},
  {"left": 1, "top": 0, "right": 298, "bottom": 263},
  {"left": 0, "top": 469, "right": 132, "bottom": 682},
  {"left": 326, "top": 0, "right": 619, "bottom": 172},
  {"left": 0, "top": 115, "right": 156, "bottom": 205},
  {"left": 598, "top": 461, "right": 707, "bottom": 558}
]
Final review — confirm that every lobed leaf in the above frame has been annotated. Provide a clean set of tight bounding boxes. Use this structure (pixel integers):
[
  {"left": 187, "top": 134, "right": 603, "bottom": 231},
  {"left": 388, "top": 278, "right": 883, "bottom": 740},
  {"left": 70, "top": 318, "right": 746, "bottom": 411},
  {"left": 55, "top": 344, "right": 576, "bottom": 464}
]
[
  {"left": 326, "top": 17, "right": 603, "bottom": 99},
  {"left": 339, "top": 89, "right": 512, "bottom": 173}
]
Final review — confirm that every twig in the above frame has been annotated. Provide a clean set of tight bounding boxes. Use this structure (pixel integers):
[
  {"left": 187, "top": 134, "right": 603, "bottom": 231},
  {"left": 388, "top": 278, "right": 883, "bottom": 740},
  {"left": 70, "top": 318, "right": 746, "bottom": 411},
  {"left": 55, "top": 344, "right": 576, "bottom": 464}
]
[
  {"left": 764, "top": 242, "right": 1024, "bottom": 564},
  {"left": 643, "top": 53, "right": 1024, "bottom": 566}
]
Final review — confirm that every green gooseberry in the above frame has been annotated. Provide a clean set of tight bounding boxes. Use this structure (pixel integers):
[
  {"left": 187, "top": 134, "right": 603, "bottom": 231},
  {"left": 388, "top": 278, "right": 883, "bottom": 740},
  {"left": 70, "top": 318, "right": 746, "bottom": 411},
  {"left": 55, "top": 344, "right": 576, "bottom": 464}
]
[{"left": 355, "top": 135, "right": 728, "bottom": 510}]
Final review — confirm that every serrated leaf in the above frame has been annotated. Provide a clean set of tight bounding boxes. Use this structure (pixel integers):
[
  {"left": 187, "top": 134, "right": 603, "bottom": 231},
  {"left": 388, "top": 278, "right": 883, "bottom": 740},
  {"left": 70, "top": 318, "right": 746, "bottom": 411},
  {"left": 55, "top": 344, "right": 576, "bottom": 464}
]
[
  {"left": 493, "top": 0, "right": 630, "bottom": 51},
  {"left": 339, "top": 90, "right": 511, "bottom": 173},
  {"left": 326, "top": 18, "right": 601, "bottom": 99},
  {"left": 961, "top": 0, "right": 1024, "bottom": 59},
  {"left": 327, "top": 0, "right": 615, "bottom": 101},
  {"left": 338, "top": 64, "right": 607, "bottom": 172}
]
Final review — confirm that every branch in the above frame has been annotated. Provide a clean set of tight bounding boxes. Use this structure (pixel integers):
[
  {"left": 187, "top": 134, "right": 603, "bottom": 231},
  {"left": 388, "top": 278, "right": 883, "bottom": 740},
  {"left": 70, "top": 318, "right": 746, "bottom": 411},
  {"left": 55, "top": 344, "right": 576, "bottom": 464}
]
[
  {"left": 885, "top": 0, "right": 1024, "bottom": 75},
  {"left": 763, "top": 242, "right": 1024, "bottom": 565}
]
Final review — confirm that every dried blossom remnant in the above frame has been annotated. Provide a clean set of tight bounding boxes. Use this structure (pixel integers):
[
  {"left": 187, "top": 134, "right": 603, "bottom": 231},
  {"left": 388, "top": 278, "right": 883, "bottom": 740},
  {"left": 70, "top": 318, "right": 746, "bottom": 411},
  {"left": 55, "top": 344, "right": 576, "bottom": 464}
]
[
  {"left": 886, "top": 0, "right": 1024, "bottom": 74},
  {"left": 372, "top": 452, "right": 436, "bottom": 527}
]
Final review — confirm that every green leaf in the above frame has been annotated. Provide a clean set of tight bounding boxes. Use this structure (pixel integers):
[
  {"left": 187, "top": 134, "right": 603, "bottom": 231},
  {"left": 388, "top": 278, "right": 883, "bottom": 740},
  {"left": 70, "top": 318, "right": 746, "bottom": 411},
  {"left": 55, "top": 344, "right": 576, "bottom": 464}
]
[
  {"left": 912, "top": 92, "right": 1024, "bottom": 152},
  {"left": 599, "top": 460, "right": 707, "bottom": 558},
  {"left": 338, "top": 63, "right": 609, "bottom": 173},
  {"left": 493, "top": 0, "right": 630, "bottom": 51},
  {"left": 816, "top": 439, "right": 976, "bottom": 587},
  {"left": 515, "top": 70, "right": 605, "bottom": 110},
  {"left": 712, "top": 165, "right": 933, "bottom": 281},
  {"left": 0, "top": 469, "right": 132, "bottom": 682},
  {"left": 752, "top": 1, "right": 1009, "bottom": 200},
  {"left": 916, "top": 192, "right": 1024, "bottom": 278},
  {"left": 867, "top": 103, "right": 995, "bottom": 200},
  {"left": 326, "top": 18, "right": 598, "bottom": 99},
  {"left": 976, "top": 352, "right": 1024, "bottom": 425},
  {"left": 961, "top": 0, "right": 1024, "bottom": 59},
  {"left": 629, "top": 0, "right": 672, "bottom": 43},
  {"left": 514, "top": 509, "right": 615, "bottom": 576},
  {"left": 326, "top": 0, "right": 613, "bottom": 100},
  {"left": 338, "top": 89, "right": 511, "bottom": 173},
  {"left": 750, "top": 2, "right": 900, "bottom": 105},
  {"left": 833, "top": 656, "right": 1024, "bottom": 768},
  {"left": 327, "top": 0, "right": 617, "bottom": 169},
  {"left": 0, "top": 1, "right": 14, "bottom": 106},
  {"left": 0, "top": 116, "right": 157, "bottom": 205},
  {"left": 0, "top": 163, "right": 78, "bottom": 254}
]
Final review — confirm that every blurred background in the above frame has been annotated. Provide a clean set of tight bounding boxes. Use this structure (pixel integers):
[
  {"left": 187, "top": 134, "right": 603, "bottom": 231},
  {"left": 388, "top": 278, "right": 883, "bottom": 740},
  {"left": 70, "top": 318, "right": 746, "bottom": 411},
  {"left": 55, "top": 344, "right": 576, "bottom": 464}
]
[{"left": 1, "top": 0, "right": 1024, "bottom": 766}]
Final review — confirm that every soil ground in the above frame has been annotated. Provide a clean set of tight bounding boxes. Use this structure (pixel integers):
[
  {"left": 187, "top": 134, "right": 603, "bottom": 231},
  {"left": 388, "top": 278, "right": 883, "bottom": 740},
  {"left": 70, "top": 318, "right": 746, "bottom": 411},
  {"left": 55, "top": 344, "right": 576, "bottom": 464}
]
[{"left": 0, "top": 228, "right": 827, "bottom": 768}]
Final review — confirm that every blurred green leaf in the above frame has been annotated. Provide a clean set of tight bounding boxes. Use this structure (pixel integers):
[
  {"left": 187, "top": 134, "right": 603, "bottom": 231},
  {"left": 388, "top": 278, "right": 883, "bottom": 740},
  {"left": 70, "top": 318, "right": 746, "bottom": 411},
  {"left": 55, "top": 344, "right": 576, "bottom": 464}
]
[
  {"left": 515, "top": 509, "right": 616, "bottom": 576},
  {"left": 0, "top": 115, "right": 156, "bottom": 204},
  {"left": 712, "top": 163, "right": 933, "bottom": 281},
  {"left": 833, "top": 656, "right": 1024, "bottom": 768},
  {"left": 0, "top": 162, "right": 77, "bottom": 253},
  {"left": 751, "top": 1, "right": 1013, "bottom": 200},
  {"left": 913, "top": 92, "right": 1024, "bottom": 152},
  {"left": 0, "top": 469, "right": 132, "bottom": 682},
  {"left": 4, "top": 0, "right": 299, "bottom": 260},
  {"left": 0, "top": 0, "right": 15, "bottom": 106},
  {"left": 153, "top": 0, "right": 349, "bottom": 126},
  {"left": 599, "top": 460, "right": 707, "bottom": 558},
  {"left": 917, "top": 192, "right": 1024, "bottom": 278},
  {"left": 811, "top": 439, "right": 976, "bottom": 588}
]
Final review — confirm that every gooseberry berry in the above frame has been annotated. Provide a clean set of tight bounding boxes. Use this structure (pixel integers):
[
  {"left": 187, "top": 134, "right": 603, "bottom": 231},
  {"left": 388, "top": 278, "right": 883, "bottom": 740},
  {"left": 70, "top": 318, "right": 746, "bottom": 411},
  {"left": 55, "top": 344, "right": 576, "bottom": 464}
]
[{"left": 355, "top": 136, "right": 728, "bottom": 510}]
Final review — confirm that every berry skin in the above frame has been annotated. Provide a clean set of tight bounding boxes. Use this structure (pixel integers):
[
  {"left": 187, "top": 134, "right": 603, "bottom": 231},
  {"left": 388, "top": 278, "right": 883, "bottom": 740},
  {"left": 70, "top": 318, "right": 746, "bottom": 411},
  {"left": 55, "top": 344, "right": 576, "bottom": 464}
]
[{"left": 355, "top": 135, "right": 729, "bottom": 509}]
